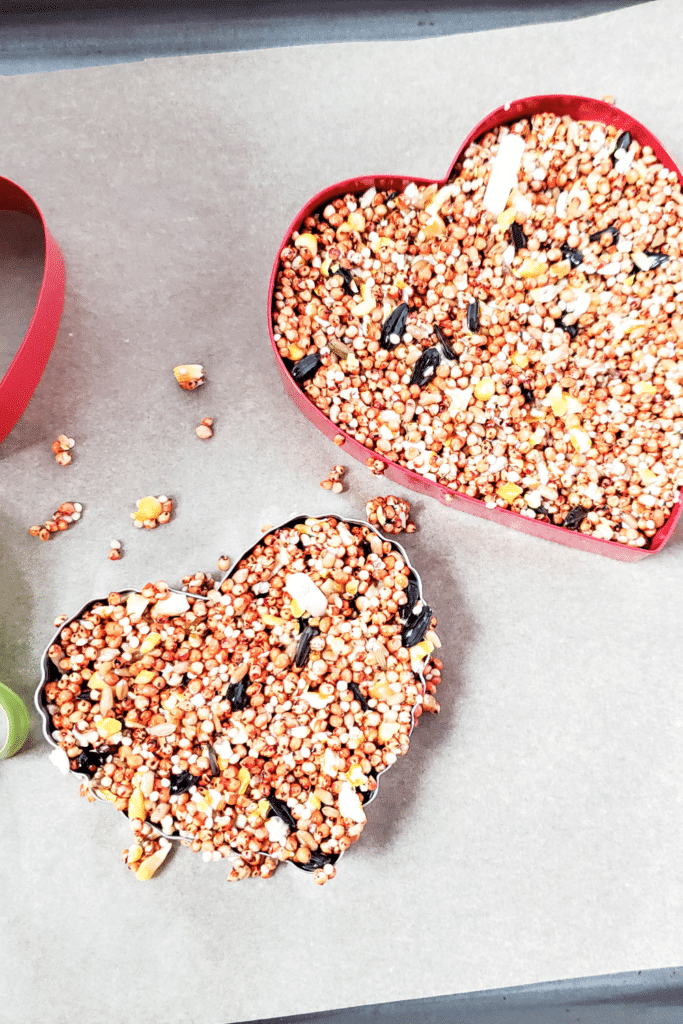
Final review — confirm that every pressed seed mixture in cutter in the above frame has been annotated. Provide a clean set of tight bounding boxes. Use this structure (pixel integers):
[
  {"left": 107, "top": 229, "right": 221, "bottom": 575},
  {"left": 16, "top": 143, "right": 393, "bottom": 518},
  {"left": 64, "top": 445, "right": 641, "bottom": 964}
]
[
  {"left": 37, "top": 516, "right": 441, "bottom": 884},
  {"left": 273, "top": 107, "right": 683, "bottom": 551}
]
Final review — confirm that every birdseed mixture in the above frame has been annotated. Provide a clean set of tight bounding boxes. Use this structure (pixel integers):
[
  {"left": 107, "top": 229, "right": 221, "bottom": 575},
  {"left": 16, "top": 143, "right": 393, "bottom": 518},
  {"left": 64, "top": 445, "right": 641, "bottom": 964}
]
[
  {"left": 272, "top": 111, "right": 683, "bottom": 548},
  {"left": 42, "top": 517, "right": 441, "bottom": 884}
]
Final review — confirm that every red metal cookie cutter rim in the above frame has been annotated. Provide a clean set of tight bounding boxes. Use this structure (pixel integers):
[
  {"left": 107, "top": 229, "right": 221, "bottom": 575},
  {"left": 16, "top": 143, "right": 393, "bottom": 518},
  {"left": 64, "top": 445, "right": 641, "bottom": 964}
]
[{"left": 0, "top": 177, "right": 65, "bottom": 443}]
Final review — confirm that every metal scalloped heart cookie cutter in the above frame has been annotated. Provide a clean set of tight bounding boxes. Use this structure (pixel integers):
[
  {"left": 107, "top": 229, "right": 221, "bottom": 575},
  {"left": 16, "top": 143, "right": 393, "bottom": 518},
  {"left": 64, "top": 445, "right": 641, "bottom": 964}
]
[
  {"left": 35, "top": 513, "right": 436, "bottom": 879},
  {"left": 269, "top": 94, "right": 683, "bottom": 561},
  {"left": 0, "top": 176, "right": 65, "bottom": 443}
]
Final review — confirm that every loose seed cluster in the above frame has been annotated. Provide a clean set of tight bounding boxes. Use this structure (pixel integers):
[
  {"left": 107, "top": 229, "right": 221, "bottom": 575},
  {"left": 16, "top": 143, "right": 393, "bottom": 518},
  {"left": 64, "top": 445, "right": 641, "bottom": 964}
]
[
  {"left": 365, "top": 495, "right": 416, "bottom": 534},
  {"left": 273, "top": 111, "right": 683, "bottom": 548},
  {"left": 196, "top": 417, "right": 214, "bottom": 439},
  {"left": 42, "top": 517, "right": 441, "bottom": 884},
  {"left": 320, "top": 465, "right": 347, "bottom": 492},
  {"left": 108, "top": 540, "right": 123, "bottom": 561},
  {"left": 131, "top": 495, "right": 174, "bottom": 529},
  {"left": 51, "top": 434, "right": 75, "bottom": 466},
  {"left": 173, "top": 364, "right": 206, "bottom": 391},
  {"left": 29, "top": 502, "right": 83, "bottom": 541}
]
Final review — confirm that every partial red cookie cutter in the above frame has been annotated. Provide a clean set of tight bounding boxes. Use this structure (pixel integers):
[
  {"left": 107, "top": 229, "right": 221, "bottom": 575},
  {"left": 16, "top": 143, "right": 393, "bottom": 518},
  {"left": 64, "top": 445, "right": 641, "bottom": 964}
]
[
  {"left": 0, "top": 177, "right": 65, "bottom": 443},
  {"left": 268, "top": 94, "right": 683, "bottom": 561}
]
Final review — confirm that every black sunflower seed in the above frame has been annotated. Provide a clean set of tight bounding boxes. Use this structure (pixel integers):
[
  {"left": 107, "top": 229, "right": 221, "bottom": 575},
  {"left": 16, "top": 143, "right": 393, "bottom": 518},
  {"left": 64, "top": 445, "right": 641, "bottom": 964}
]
[
  {"left": 386, "top": 191, "right": 399, "bottom": 201},
  {"left": 295, "top": 849, "right": 339, "bottom": 872},
  {"left": 349, "top": 681, "right": 370, "bottom": 711},
  {"left": 561, "top": 242, "right": 584, "bottom": 268},
  {"left": 170, "top": 770, "right": 196, "bottom": 795},
  {"left": 643, "top": 251, "right": 670, "bottom": 269},
  {"left": 294, "top": 625, "right": 320, "bottom": 668},
  {"left": 520, "top": 382, "right": 535, "bottom": 404},
  {"left": 467, "top": 298, "right": 480, "bottom": 333},
  {"left": 510, "top": 222, "right": 527, "bottom": 251},
  {"left": 613, "top": 130, "right": 631, "bottom": 162},
  {"left": 266, "top": 793, "right": 297, "bottom": 830},
  {"left": 206, "top": 743, "right": 220, "bottom": 777},
  {"left": 434, "top": 324, "right": 458, "bottom": 361},
  {"left": 75, "top": 746, "right": 108, "bottom": 775},
  {"left": 332, "top": 265, "right": 358, "bottom": 296},
  {"left": 401, "top": 604, "right": 433, "bottom": 648},
  {"left": 360, "top": 536, "right": 372, "bottom": 557},
  {"left": 77, "top": 689, "right": 96, "bottom": 703},
  {"left": 380, "top": 303, "right": 409, "bottom": 350},
  {"left": 562, "top": 506, "right": 589, "bottom": 531},
  {"left": 291, "top": 353, "right": 321, "bottom": 384},
  {"left": 589, "top": 225, "right": 619, "bottom": 244},
  {"left": 226, "top": 677, "right": 249, "bottom": 710},
  {"left": 400, "top": 573, "right": 421, "bottom": 622},
  {"left": 409, "top": 347, "right": 440, "bottom": 387},
  {"left": 555, "top": 318, "right": 579, "bottom": 339},
  {"left": 534, "top": 504, "right": 553, "bottom": 519}
]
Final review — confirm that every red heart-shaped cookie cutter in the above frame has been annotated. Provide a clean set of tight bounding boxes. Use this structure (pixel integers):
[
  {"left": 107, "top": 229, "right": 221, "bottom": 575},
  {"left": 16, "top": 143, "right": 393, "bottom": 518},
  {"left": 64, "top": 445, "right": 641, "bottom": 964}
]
[
  {"left": 0, "top": 177, "right": 65, "bottom": 443},
  {"left": 268, "top": 95, "right": 683, "bottom": 561}
]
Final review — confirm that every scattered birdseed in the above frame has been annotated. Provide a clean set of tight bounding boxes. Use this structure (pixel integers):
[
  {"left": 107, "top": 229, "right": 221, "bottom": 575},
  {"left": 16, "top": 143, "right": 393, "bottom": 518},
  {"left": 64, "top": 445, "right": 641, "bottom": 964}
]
[
  {"left": 366, "top": 458, "right": 386, "bottom": 477},
  {"left": 173, "top": 364, "right": 205, "bottom": 390},
  {"left": 196, "top": 417, "right": 214, "bottom": 439},
  {"left": 217, "top": 556, "right": 231, "bottom": 573},
  {"left": 320, "top": 464, "right": 347, "bottom": 492},
  {"left": 333, "top": 434, "right": 346, "bottom": 447},
  {"left": 29, "top": 502, "right": 83, "bottom": 541},
  {"left": 273, "top": 111, "right": 683, "bottom": 549},
  {"left": 51, "top": 434, "right": 75, "bottom": 466},
  {"left": 365, "top": 495, "right": 416, "bottom": 534},
  {"left": 131, "top": 495, "right": 173, "bottom": 529},
  {"left": 108, "top": 539, "right": 122, "bottom": 561},
  {"left": 42, "top": 517, "right": 442, "bottom": 883}
]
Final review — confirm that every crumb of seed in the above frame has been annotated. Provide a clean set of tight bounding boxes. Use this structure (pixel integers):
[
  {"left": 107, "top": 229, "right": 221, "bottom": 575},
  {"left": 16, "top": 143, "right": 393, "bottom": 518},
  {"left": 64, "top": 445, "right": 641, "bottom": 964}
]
[
  {"left": 131, "top": 495, "right": 173, "bottom": 528},
  {"left": 181, "top": 570, "right": 218, "bottom": 595},
  {"left": 261, "top": 523, "right": 273, "bottom": 532},
  {"left": 333, "top": 434, "right": 346, "bottom": 446},
  {"left": 29, "top": 502, "right": 82, "bottom": 540},
  {"left": 366, "top": 495, "right": 416, "bottom": 533},
  {"left": 274, "top": 112, "right": 683, "bottom": 550},
  {"left": 51, "top": 434, "right": 75, "bottom": 466},
  {"left": 196, "top": 421, "right": 213, "bottom": 439},
  {"left": 173, "top": 364, "right": 205, "bottom": 390},
  {"left": 53, "top": 613, "right": 68, "bottom": 628},
  {"left": 366, "top": 458, "right": 386, "bottom": 477},
  {"left": 108, "top": 541, "right": 122, "bottom": 561},
  {"left": 217, "top": 555, "right": 231, "bottom": 572},
  {"left": 320, "top": 464, "right": 346, "bottom": 492},
  {"left": 602, "top": 94, "right": 616, "bottom": 104}
]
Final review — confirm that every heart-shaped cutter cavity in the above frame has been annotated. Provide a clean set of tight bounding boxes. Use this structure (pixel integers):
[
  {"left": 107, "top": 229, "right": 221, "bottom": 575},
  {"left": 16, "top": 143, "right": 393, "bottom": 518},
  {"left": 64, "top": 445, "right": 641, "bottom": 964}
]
[
  {"left": 0, "top": 177, "right": 65, "bottom": 443},
  {"left": 35, "top": 513, "right": 436, "bottom": 878},
  {"left": 268, "top": 95, "right": 683, "bottom": 561}
]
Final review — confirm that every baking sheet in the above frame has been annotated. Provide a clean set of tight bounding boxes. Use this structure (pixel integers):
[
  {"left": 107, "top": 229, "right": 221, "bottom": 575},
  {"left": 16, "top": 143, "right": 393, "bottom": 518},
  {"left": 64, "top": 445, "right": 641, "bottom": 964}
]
[{"left": 1, "top": 2, "right": 683, "bottom": 1022}]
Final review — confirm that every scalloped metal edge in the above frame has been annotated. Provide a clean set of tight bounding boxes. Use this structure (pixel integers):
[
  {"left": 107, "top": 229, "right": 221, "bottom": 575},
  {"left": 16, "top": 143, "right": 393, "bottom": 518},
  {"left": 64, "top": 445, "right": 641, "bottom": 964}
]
[{"left": 35, "top": 512, "right": 432, "bottom": 875}]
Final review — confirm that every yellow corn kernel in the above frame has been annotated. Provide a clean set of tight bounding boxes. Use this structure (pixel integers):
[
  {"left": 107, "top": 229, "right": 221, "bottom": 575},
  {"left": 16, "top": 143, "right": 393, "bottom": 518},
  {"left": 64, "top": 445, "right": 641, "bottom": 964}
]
[
  {"left": 173, "top": 364, "right": 204, "bottom": 388},
  {"left": 624, "top": 274, "right": 635, "bottom": 286},
  {"left": 497, "top": 206, "right": 517, "bottom": 230},
  {"left": 238, "top": 767, "right": 251, "bottom": 795},
  {"left": 518, "top": 258, "right": 546, "bottom": 278},
  {"left": 473, "top": 377, "right": 496, "bottom": 402},
  {"left": 345, "top": 763, "right": 367, "bottom": 787},
  {"left": 393, "top": 275, "right": 406, "bottom": 290},
  {"left": 423, "top": 214, "right": 445, "bottom": 239},
  {"left": 140, "top": 632, "right": 161, "bottom": 655},
  {"left": 288, "top": 344, "right": 305, "bottom": 360},
  {"left": 569, "top": 427, "right": 592, "bottom": 454},
  {"left": 416, "top": 639, "right": 434, "bottom": 656},
  {"left": 371, "top": 236, "right": 394, "bottom": 253},
  {"left": 320, "top": 257, "right": 331, "bottom": 276},
  {"left": 511, "top": 351, "right": 529, "bottom": 368},
  {"left": 88, "top": 672, "right": 107, "bottom": 690},
  {"left": 553, "top": 259, "right": 572, "bottom": 279},
  {"left": 548, "top": 383, "right": 568, "bottom": 417},
  {"left": 345, "top": 580, "right": 359, "bottom": 596},
  {"left": 135, "top": 669, "right": 157, "bottom": 686},
  {"left": 134, "top": 496, "right": 162, "bottom": 522},
  {"left": 128, "top": 788, "right": 146, "bottom": 820},
  {"left": 127, "top": 844, "right": 143, "bottom": 865},
  {"left": 97, "top": 718, "right": 122, "bottom": 737},
  {"left": 369, "top": 679, "right": 395, "bottom": 701},
  {"left": 217, "top": 756, "right": 230, "bottom": 771},
  {"left": 290, "top": 598, "right": 304, "bottom": 618},
  {"left": 260, "top": 613, "right": 284, "bottom": 626},
  {"left": 378, "top": 722, "right": 400, "bottom": 742},
  {"left": 347, "top": 210, "right": 366, "bottom": 232},
  {"left": 565, "top": 413, "right": 581, "bottom": 430},
  {"left": 640, "top": 467, "right": 658, "bottom": 484},
  {"left": 294, "top": 233, "right": 318, "bottom": 257},
  {"left": 135, "top": 845, "right": 171, "bottom": 881},
  {"left": 529, "top": 429, "right": 545, "bottom": 447},
  {"left": 257, "top": 798, "right": 270, "bottom": 819},
  {"left": 97, "top": 788, "right": 118, "bottom": 802},
  {"left": 633, "top": 381, "right": 657, "bottom": 395},
  {"left": 497, "top": 483, "right": 523, "bottom": 502}
]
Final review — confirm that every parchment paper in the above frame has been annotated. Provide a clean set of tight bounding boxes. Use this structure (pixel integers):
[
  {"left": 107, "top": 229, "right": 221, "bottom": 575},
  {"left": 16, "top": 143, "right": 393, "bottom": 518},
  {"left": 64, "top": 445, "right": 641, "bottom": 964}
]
[{"left": 1, "top": 2, "right": 683, "bottom": 1022}]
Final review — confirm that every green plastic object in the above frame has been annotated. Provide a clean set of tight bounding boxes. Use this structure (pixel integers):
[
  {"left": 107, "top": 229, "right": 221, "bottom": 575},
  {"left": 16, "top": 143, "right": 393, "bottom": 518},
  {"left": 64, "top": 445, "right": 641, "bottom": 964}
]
[{"left": 0, "top": 681, "right": 31, "bottom": 759}]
